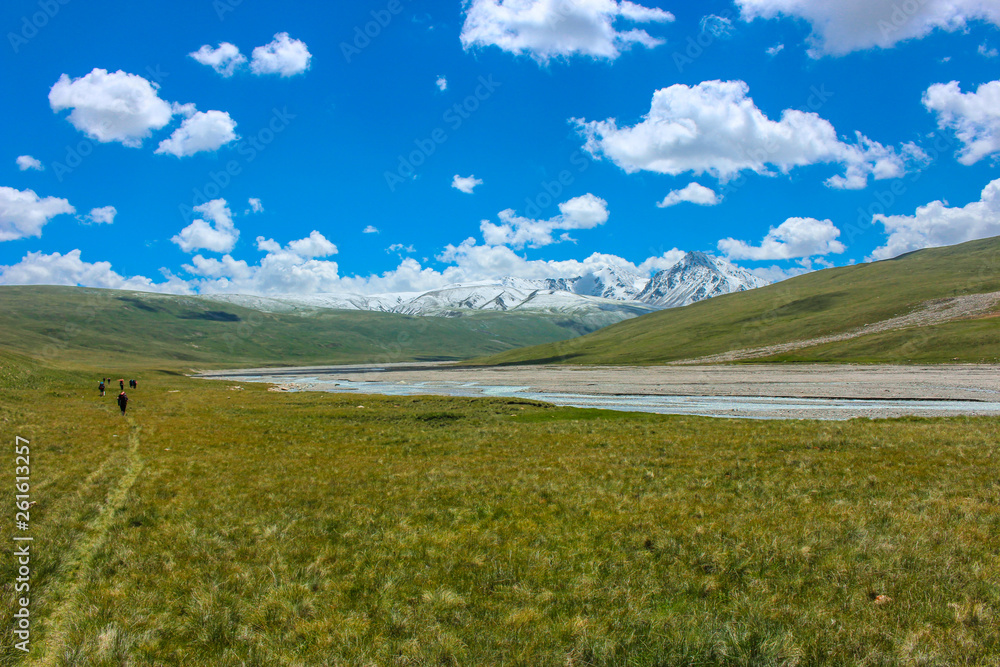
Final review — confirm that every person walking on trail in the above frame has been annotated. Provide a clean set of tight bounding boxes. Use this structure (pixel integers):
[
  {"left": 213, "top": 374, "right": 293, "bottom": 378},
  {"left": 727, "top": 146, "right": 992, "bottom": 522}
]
[
  {"left": 117, "top": 391, "right": 128, "bottom": 416},
  {"left": 98, "top": 380, "right": 105, "bottom": 397},
  {"left": 119, "top": 378, "right": 125, "bottom": 391}
]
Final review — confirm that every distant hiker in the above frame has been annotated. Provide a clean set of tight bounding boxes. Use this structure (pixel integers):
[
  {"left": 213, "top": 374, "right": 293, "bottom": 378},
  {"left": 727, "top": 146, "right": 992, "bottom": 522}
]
[
  {"left": 117, "top": 391, "right": 128, "bottom": 416},
  {"left": 98, "top": 381, "right": 105, "bottom": 397},
  {"left": 119, "top": 379, "right": 125, "bottom": 391},
  {"left": 133, "top": 379, "right": 138, "bottom": 389}
]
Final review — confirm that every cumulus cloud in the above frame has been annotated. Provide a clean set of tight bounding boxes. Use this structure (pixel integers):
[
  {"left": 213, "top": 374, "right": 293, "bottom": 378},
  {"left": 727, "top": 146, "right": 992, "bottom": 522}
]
[
  {"left": 0, "top": 249, "right": 189, "bottom": 293},
  {"left": 84, "top": 205, "right": 116, "bottom": 225},
  {"left": 0, "top": 186, "right": 75, "bottom": 241},
  {"left": 657, "top": 182, "right": 719, "bottom": 208},
  {"left": 48, "top": 68, "right": 174, "bottom": 147},
  {"left": 387, "top": 243, "right": 416, "bottom": 254},
  {"left": 481, "top": 193, "right": 609, "bottom": 248},
  {"left": 189, "top": 42, "right": 247, "bottom": 77},
  {"left": 923, "top": 79, "right": 1000, "bottom": 165},
  {"left": 183, "top": 254, "right": 253, "bottom": 280},
  {"left": 363, "top": 225, "right": 380, "bottom": 234},
  {"left": 979, "top": 42, "right": 999, "bottom": 58},
  {"left": 460, "top": 0, "right": 674, "bottom": 63},
  {"left": 155, "top": 109, "right": 239, "bottom": 158},
  {"left": 436, "top": 76, "right": 448, "bottom": 91},
  {"left": 869, "top": 177, "right": 1000, "bottom": 260},
  {"left": 718, "top": 217, "right": 846, "bottom": 260},
  {"left": 250, "top": 33, "right": 312, "bottom": 77},
  {"left": 736, "top": 0, "right": 1000, "bottom": 57},
  {"left": 16, "top": 155, "right": 43, "bottom": 171},
  {"left": 247, "top": 198, "right": 263, "bottom": 214},
  {"left": 286, "top": 230, "right": 338, "bottom": 258},
  {"left": 452, "top": 174, "right": 484, "bottom": 194},
  {"left": 576, "top": 79, "right": 922, "bottom": 189},
  {"left": 172, "top": 199, "right": 239, "bottom": 253},
  {"left": 766, "top": 43, "right": 784, "bottom": 56}
]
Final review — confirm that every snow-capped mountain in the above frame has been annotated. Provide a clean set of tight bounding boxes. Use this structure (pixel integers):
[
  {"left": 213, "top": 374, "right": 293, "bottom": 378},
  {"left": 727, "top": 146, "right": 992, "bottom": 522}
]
[
  {"left": 636, "top": 251, "right": 768, "bottom": 308},
  {"left": 199, "top": 252, "right": 767, "bottom": 325}
]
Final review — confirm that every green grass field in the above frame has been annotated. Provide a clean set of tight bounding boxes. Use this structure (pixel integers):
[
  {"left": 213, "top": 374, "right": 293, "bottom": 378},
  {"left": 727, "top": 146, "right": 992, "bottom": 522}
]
[
  {"left": 1, "top": 354, "right": 998, "bottom": 665},
  {"left": 476, "top": 236, "right": 1000, "bottom": 366},
  {"left": 0, "top": 285, "right": 596, "bottom": 371}
]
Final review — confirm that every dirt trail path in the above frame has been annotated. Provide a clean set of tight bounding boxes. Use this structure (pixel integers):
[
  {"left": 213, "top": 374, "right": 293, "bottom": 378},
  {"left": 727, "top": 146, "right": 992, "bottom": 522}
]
[
  {"left": 674, "top": 290, "right": 1000, "bottom": 364},
  {"left": 30, "top": 421, "right": 145, "bottom": 667}
]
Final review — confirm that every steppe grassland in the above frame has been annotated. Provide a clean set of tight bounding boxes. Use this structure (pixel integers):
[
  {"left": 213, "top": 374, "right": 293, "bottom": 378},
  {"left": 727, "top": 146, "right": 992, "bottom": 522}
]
[{"left": 1, "top": 357, "right": 998, "bottom": 665}]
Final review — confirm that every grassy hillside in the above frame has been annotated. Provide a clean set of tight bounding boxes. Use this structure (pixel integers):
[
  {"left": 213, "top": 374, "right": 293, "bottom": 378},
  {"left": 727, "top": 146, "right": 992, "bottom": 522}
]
[
  {"left": 2, "top": 357, "right": 999, "bottom": 664},
  {"left": 0, "top": 285, "right": 596, "bottom": 371},
  {"left": 476, "top": 237, "right": 1000, "bottom": 366}
]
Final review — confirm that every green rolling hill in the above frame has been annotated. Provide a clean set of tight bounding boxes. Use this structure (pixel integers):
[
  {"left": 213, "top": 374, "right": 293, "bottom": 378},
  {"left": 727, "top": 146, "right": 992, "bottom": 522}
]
[
  {"left": 474, "top": 236, "right": 1000, "bottom": 366},
  {"left": 0, "top": 285, "right": 598, "bottom": 371}
]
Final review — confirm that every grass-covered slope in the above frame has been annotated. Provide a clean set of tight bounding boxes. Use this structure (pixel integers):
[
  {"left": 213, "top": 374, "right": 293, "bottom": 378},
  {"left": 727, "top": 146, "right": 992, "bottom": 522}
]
[
  {"left": 0, "top": 285, "right": 595, "bottom": 370},
  {"left": 477, "top": 236, "right": 1000, "bottom": 366}
]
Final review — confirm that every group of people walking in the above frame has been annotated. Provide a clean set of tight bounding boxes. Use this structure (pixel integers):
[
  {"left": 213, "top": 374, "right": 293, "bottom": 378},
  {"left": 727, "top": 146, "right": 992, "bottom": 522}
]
[{"left": 98, "top": 377, "right": 137, "bottom": 415}]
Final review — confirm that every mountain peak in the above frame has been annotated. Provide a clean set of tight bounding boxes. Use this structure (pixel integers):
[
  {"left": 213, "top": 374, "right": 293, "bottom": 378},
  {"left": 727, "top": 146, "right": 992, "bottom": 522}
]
[{"left": 637, "top": 252, "right": 766, "bottom": 308}]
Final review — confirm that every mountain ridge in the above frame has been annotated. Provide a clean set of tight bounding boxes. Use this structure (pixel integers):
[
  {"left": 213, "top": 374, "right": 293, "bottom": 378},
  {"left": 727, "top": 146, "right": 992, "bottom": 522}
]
[{"left": 200, "top": 252, "right": 766, "bottom": 321}]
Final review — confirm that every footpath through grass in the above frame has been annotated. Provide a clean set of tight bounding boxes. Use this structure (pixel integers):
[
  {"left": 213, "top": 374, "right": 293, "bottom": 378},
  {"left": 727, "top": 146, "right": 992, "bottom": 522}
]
[{"left": 1, "top": 358, "right": 998, "bottom": 664}]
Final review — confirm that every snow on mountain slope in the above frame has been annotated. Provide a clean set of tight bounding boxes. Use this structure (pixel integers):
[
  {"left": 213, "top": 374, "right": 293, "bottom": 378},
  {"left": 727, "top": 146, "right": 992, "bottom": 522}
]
[
  {"left": 636, "top": 251, "right": 768, "bottom": 308},
  {"left": 198, "top": 253, "right": 767, "bottom": 323},
  {"left": 571, "top": 263, "right": 649, "bottom": 301}
]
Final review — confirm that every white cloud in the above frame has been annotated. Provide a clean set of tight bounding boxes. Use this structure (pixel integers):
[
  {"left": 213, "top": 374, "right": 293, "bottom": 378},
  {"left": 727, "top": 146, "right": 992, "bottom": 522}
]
[
  {"left": 250, "top": 33, "right": 312, "bottom": 77},
  {"left": 700, "top": 14, "right": 735, "bottom": 38},
  {"left": 16, "top": 155, "right": 43, "bottom": 171},
  {"left": 923, "top": 79, "right": 1000, "bottom": 165},
  {"left": 736, "top": 0, "right": 1000, "bottom": 57},
  {"left": 189, "top": 42, "right": 247, "bottom": 77},
  {"left": 287, "top": 230, "right": 338, "bottom": 258},
  {"left": 0, "top": 249, "right": 189, "bottom": 293},
  {"left": 155, "top": 110, "right": 239, "bottom": 158},
  {"left": 0, "top": 186, "right": 75, "bottom": 241},
  {"left": 436, "top": 76, "right": 448, "bottom": 91},
  {"left": 460, "top": 0, "right": 674, "bottom": 63},
  {"left": 657, "top": 182, "right": 719, "bottom": 208},
  {"left": 229, "top": 234, "right": 340, "bottom": 293},
  {"left": 452, "top": 174, "right": 484, "bottom": 194},
  {"left": 869, "top": 177, "right": 1000, "bottom": 260},
  {"left": 766, "top": 43, "right": 784, "bottom": 56},
  {"left": 576, "top": 80, "right": 922, "bottom": 189},
  {"left": 387, "top": 243, "right": 417, "bottom": 254},
  {"left": 248, "top": 198, "right": 263, "bottom": 213},
  {"left": 481, "top": 193, "right": 609, "bottom": 248},
  {"left": 718, "top": 217, "right": 846, "bottom": 260},
  {"left": 749, "top": 264, "right": 810, "bottom": 282},
  {"left": 637, "top": 248, "right": 686, "bottom": 274},
  {"left": 979, "top": 42, "right": 999, "bottom": 57},
  {"left": 48, "top": 68, "right": 174, "bottom": 147},
  {"left": 363, "top": 225, "right": 380, "bottom": 234},
  {"left": 172, "top": 199, "right": 239, "bottom": 253},
  {"left": 84, "top": 205, "right": 116, "bottom": 225},
  {"left": 182, "top": 254, "right": 253, "bottom": 280}
]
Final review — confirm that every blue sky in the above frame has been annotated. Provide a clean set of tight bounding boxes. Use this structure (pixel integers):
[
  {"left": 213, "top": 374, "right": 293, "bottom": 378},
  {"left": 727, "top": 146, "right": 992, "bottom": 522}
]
[{"left": 2, "top": 0, "right": 999, "bottom": 295}]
